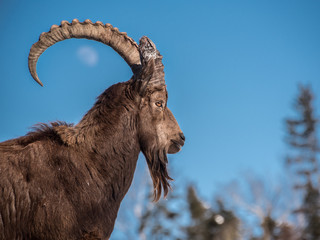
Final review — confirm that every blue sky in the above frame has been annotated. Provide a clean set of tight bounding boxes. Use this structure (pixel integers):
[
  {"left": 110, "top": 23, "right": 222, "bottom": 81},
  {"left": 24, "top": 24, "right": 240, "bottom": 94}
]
[{"left": 1, "top": 0, "right": 320, "bottom": 226}]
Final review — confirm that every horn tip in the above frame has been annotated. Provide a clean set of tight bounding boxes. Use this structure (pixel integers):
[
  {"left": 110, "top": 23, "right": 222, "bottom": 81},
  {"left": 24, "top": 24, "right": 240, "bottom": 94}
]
[{"left": 35, "top": 78, "right": 44, "bottom": 87}]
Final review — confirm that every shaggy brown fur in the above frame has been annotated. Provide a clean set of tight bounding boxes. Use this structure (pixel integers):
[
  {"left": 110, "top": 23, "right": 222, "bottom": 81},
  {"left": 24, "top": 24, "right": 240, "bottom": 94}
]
[{"left": 0, "top": 37, "right": 184, "bottom": 239}]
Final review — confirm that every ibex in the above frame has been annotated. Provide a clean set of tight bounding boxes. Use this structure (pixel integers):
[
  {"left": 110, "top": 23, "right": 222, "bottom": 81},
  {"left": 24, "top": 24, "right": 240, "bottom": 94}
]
[{"left": 0, "top": 19, "right": 185, "bottom": 240}]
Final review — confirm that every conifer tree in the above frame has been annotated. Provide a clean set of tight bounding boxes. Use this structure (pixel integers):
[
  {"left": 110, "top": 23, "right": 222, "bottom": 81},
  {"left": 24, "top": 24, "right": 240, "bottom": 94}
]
[
  {"left": 138, "top": 186, "right": 184, "bottom": 240},
  {"left": 285, "top": 85, "right": 320, "bottom": 240},
  {"left": 185, "top": 186, "right": 240, "bottom": 240}
]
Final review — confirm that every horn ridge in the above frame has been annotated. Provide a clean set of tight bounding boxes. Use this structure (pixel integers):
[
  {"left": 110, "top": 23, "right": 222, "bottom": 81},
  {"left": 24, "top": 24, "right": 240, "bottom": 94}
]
[{"left": 28, "top": 19, "right": 140, "bottom": 86}]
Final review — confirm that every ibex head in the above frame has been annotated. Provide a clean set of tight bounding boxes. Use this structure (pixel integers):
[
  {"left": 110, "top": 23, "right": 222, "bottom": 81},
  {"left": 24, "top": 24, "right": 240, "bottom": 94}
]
[{"left": 28, "top": 19, "right": 185, "bottom": 201}]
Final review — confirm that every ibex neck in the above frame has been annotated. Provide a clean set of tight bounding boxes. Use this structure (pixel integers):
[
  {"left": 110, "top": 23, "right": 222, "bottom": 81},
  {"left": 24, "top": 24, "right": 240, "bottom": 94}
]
[
  {"left": 77, "top": 83, "right": 138, "bottom": 147},
  {"left": 72, "top": 83, "right": 141, "bottom": 232}
]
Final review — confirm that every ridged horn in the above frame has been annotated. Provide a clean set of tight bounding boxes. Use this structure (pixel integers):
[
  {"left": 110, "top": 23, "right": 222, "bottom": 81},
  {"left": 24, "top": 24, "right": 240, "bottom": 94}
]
[{"left": 28, "top": 19, "right": 141, "bottom": 86}]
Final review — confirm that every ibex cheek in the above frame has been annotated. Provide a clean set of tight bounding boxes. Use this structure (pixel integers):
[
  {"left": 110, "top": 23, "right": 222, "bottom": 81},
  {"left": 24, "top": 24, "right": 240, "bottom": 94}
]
[{"left": 156, "top": 124, "right": 169, "bottom": 146}]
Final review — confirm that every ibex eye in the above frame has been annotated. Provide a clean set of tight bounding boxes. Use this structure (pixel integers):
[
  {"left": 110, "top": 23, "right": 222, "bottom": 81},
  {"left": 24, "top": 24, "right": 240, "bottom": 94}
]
[{"left": 155, "top": 101, "right": 163, "bottom": 108}]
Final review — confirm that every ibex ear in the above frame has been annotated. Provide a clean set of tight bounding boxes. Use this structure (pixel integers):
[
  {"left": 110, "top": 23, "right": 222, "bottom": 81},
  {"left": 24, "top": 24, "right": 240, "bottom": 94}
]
[{"left": 133, "top": 36, "right": 165, "bottom": 96}]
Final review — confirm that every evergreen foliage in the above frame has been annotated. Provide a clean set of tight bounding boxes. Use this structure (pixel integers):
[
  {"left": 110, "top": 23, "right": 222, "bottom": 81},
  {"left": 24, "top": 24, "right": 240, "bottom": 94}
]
[{"left": 285, "top": 86, "right": 320, "bottom": 240}]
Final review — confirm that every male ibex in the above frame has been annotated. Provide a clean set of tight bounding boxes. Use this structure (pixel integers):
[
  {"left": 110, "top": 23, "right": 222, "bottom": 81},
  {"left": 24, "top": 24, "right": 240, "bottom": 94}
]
[{"left": 0, "top": 19, "right": 185, "bottom": 240}]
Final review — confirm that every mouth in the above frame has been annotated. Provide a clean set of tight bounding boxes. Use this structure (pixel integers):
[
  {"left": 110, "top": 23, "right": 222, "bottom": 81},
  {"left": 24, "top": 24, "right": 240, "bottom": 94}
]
[{"left": 168, "top": 139, "right": 184, "bottom": 154}]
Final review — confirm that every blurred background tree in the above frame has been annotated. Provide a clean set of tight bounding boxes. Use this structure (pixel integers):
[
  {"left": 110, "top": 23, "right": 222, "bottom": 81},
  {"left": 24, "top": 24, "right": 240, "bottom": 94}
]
[
  {"left": 285, "top": 85, "right": 320, "bottom": 240},
  {"left": 138, "top": 184, "right": 240, "bottom": 240},
  {"left": 138, "top": 185, "right": 184, "bottom": 240},
  {"left": 185, "top": 186, "right": 240, "bottom": 240}
]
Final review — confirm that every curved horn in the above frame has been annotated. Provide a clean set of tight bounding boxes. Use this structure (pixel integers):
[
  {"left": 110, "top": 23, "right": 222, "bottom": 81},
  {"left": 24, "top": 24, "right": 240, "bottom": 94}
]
[{"left": 28, "top": 19, "right": 141, "bottom": 86}]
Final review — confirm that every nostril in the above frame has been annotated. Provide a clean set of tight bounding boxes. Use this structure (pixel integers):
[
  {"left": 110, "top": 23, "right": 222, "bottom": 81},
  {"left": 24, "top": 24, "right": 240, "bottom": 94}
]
[{"left": 179, "top": 133, "right": 185, "bottom": 141}]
